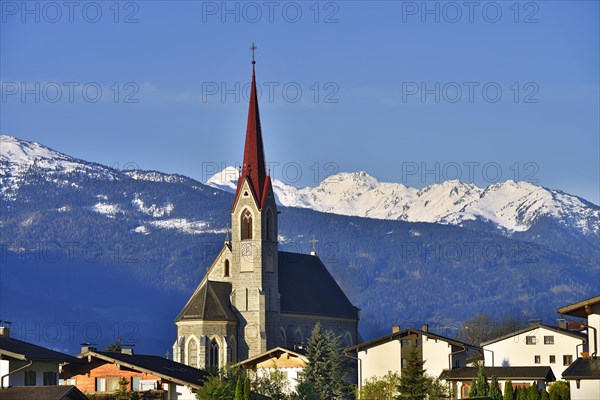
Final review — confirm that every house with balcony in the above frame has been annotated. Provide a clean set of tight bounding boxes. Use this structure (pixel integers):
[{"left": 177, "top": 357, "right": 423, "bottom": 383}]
[{"left": 61, "top": 346, "right": 208, "bottom": 400}]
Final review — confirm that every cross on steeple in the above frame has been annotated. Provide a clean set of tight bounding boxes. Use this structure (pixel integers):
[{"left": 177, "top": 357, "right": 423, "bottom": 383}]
[
  {"left": 310, "top": 235, "right": 319, "bottom": 256},
  {"left": 250, "top": 42, "right": 257, "bottom": 64},
  {"left": 225, "top": 223, "right": 231, "bottom": 243}
]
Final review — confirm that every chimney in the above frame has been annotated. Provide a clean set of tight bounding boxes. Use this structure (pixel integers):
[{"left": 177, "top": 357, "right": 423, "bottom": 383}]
[
  {"left": 81, "top": 345, "right": 96, "bottom": 354},
  {"left": 557, "top": 319, "right": 568, "bottom": 330},
  {"left": 0, "top": 326, "right": 9, "bottom": 338},
  {"left": 121, "top": 348, "right": 134, "bottom": 355},
  {"left": 392, "top": 325, "right": 401, "bottom": 333},
  {"left": 422, "top": 324, "right": 429, "bottom": 332}
]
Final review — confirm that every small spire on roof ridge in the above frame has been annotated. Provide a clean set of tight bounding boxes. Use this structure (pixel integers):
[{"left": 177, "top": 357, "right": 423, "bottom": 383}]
[
  {"left": 310, "top": 235, "right": 319, "bottom": 256},
  {"left": 250, "top": 42, "right": 257, "bottom": 64}
]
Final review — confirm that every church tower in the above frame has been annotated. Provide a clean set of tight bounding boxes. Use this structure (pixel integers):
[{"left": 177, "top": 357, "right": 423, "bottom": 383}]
[
  {"left": 229, "top": 55, "right": 280, "bottom": 361},
  {"left": 175, "top": 48, "right": 359, "bottom": 370}
]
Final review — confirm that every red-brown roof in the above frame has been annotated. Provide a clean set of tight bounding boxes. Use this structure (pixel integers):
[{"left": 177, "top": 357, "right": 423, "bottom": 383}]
[{"left": 233, "top": 62, "right": 269, "bottom": 209}]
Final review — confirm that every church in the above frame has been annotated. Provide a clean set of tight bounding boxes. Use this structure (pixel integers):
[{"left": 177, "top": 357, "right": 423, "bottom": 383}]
[{"left": 172, "top": 55, "right": 360, "bottom": 369}]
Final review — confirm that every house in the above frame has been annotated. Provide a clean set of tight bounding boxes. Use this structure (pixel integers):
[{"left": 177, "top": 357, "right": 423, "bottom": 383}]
[
  {"left": 481, "top": 322, "right": 587, "bottom": 380},
  {"left": 61, "top": 346, "right": 209, "bottom": 400},
  {"left": 0, "top": 326, "right": 80, "bottom": 388},
  {"left": 174, "top": 54, "right": 359, "bottom": 369},
  {"left": 439, "top": 366, "right": 556, "bottom": 399},
  {"left": 557, "top": 295, "right": 600, "bottom": 400},
  {"left": 0, "top": 385, "right": 87, "bottom": 400},
  {"left": 237, "top": 347, "right": 308, "bottom": 394},
  {"left": 345, "top": 324, "right": 478, "bottom": 390}
]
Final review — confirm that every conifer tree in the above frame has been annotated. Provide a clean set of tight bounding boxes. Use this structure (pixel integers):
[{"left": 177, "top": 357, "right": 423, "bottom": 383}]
[
  {"left": 234, "top": 376, "right": 243, "bottom": 400},
  {"left": 469, "top": 378, "right": 478, "bottom": 398},
  {"left": 243, "top": 375, "right": 251, "bottom": 400},
  {"left": 490, "top": 375, "right": 502, "bottom": 400},
  {"left": 540, "top": 389, "right": 550, "bottom": 400},
  {"left": 503, "top": 380, "right": 514, "bottom": 400},
  {"left": 527, "top": 384, "right": 540, "bottom": 400},
  {"left": 396, "top": 348, "right": 430, "bottom": 400},
  {"left": 517, "top": 386, "right": 528, "bottom": 400},
  {"left": 469, "top": 366, "right": 489, "bottom": 397},
  {"left": 301, "top": 322, "right": 347, "bottom": 399},
  {"left": 514, "top": 387, "right": 521, "bottom": 400}
]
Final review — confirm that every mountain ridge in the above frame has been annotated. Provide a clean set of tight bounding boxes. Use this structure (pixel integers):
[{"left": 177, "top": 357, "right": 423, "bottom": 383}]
[
  {"left": 1, "top": 135, "right": 598, "bottom": 354},
  {"left": 207, "top": 165, "right": 599, "bottom": 239}
]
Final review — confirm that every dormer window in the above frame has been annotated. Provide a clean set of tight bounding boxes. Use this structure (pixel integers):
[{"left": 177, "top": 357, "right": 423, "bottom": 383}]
[{"left": 241, "top": 210, "right": 252, "bottom": 240}]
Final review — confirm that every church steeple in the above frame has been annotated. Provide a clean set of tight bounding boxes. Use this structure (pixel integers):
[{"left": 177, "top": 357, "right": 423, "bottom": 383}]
[{"left": 234, "top": 46, "right": 268, "bottom": 209}]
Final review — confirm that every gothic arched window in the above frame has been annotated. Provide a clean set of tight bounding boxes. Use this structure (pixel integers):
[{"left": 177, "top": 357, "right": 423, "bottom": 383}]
[
  {"left": 296, "top": 328, "right": 304, "bottom": 345},
  {"left": 188, "top": 338, "right": 197, "bottom": 368},
  {"left": 344, "top": 331, "right": 353, "bottom": 347},
  {"left": 279, "top": 327, "right": 287, "bottom": 347},
  {"left": 229, "top": 336, "right": 237, "bottom": 363},
  {"left": 208, "top": 338, "right": 220, "bottom": 368},
  {"left": 224, "top": 260, "right": 230, "bottom": 277},
  {"left": 241, "top": 210, "right": 252, "bottom": 240}
]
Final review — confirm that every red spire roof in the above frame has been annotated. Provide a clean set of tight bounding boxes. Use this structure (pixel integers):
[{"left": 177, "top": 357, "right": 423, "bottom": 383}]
[{"left": 234, "top": 61, "right": 268, "bottom": 208}]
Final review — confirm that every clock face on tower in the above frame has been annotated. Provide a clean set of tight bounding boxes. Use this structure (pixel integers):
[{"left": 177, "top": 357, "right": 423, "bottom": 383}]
[
  {"left": 240, "top": 242, "right": 254, "bottom": 272},
  {"left": 241, "top": 242, "right": 253, "bottom": 258}
]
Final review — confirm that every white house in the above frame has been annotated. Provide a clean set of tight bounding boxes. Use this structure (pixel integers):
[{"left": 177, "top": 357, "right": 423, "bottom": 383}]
[
  {"left": 0, "top": 327, "right": 80, "bottom": 388},
  {"left": 237, "top": 347, "right": 308, "bottom": 394},
  {"left": 481, "top": 323, "right": 587, "bottom": 380},
  {"left": 558, "top": 295, "right": 600, "bottom": 400},
  {"left": 345, "top": 324, "right": 478, "bottom": 390}
]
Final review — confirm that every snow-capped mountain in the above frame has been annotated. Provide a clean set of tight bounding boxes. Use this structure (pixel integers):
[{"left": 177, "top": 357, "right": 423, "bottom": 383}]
[
  {"left": 207, "top": 167, "right": 600, "bottom": 237},
  {"left": 2, "top": 135, "right": 599, "bottom": 355},
  {"left": 0, "top": 135, "right": 223, "bottom": 235}
]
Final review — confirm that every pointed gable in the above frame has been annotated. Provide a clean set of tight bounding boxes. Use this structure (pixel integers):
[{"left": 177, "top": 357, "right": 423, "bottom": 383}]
[{"left": 233, "top": 61, "right": 269, "bottom": 209}]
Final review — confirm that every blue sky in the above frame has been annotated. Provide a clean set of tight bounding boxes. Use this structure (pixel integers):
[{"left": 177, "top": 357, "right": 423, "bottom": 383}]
[{"left": 1, "top": 0, "right": 599, "bottom": 204}]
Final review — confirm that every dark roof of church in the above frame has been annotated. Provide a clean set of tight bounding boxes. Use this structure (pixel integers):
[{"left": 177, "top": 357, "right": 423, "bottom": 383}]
[
  {"left": 562, "top": 357, "right": 600, "bottom": 380},
  {"left": 176, "top": 280, "right": 236, "bottom": 322},
  {"left": 278, "top": 251, "right": 359, "bottom": 319},
  {"left": 0, "top": 385, "right": 87, "bottom": 400},
  {"left": 439, "top": 366, "right": 556, "bottom": 382},
  {"left": 177, "top": 252, "right": 359, "bottom": 322}
]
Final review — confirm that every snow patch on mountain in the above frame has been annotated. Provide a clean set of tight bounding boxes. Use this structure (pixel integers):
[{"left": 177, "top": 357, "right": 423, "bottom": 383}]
[
  {"left": 93, "top": 203, "right": 121, "bottom": 218},
  {"left": 124, "top": 170, "right": 187, "bottom": 184},
  {"left": 133, "top": 225, "right": 150, "bottom": 235},
  {"left": 148, "top": 219, "right": 225, "bottom": 235},
  {"left": 207, "top": 167, "right": 599, "bottom": 236},
  {"left": 132, "top": 195, "right": 174, "bottom": 218}
]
